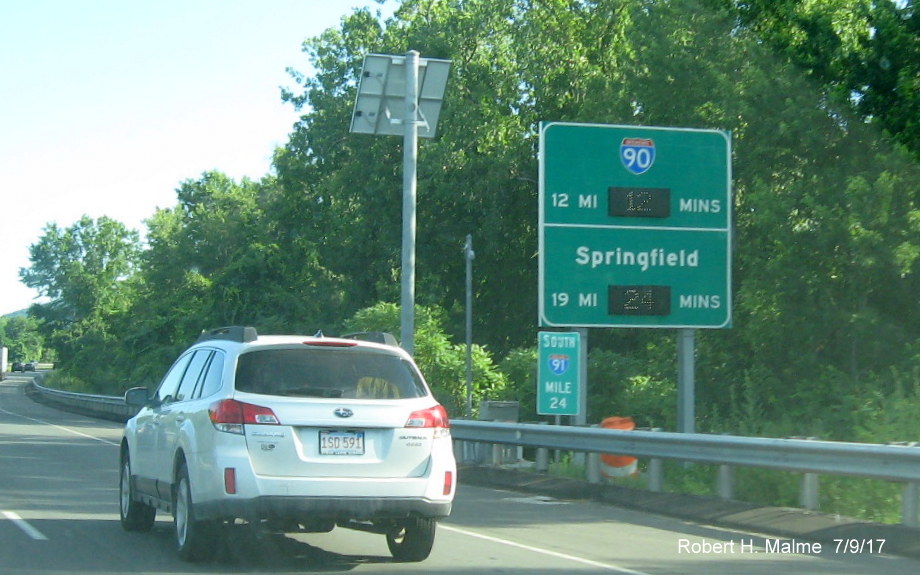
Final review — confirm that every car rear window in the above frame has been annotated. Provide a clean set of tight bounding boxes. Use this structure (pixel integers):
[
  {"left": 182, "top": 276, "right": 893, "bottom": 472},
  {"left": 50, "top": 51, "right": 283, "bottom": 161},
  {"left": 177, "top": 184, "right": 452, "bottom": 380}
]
[{"left": 234, "top": 348, "right": 428, "bottom": 399}]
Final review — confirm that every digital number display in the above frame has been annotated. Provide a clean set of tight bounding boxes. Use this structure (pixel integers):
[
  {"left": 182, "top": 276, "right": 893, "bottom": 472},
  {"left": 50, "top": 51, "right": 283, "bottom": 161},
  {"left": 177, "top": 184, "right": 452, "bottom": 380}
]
[
  {"left": 608, "top": 187, "right": 670, "bottom": 218},
  {"left": 608, "top": 285, "right": 671, "bottom": 316}
]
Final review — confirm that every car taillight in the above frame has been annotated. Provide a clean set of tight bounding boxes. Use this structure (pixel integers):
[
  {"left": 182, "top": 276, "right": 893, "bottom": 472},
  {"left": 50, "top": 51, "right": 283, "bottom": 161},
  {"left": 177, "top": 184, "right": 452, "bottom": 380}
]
[
  {"left": 224, "top": 468, "right": 237, "bottom": 494},
  {"left": 406, "top": 405, "right": 450, "bottom": 434},
  {"left": 209, "top": 399, "right": 280, "bottom": 434},
  {"left": 443, "top": 470, "right": 454, "bottom": 496}
]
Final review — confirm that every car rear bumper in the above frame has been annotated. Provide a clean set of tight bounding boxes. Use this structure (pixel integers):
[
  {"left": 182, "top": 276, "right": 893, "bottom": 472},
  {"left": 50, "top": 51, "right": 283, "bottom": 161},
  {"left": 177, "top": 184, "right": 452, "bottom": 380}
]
[{"left": 196, "top": 495, "right": 452, "bottom": 522}]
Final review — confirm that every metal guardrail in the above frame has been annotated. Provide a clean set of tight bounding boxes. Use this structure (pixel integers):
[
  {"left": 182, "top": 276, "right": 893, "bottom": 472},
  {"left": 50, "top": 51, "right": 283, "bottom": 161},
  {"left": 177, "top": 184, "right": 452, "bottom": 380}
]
[
  {"left": 26, "top": 380, "right": 920, "bottom": 526},
  {"left": 451, "top": 420, "right": 920, "bottom": 482},
  {"left": 29, "top": 379, "right": 137, "bottom": 422},
  {"left": 451, "top": 420, "right": 920, "bottom": 527}
]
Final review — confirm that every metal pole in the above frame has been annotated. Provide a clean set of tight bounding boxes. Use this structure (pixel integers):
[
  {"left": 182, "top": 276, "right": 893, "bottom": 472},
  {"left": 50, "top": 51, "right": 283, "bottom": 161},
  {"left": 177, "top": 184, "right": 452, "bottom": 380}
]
[
  {"left": 464, "top": 234, "right": 475, "bottom": 418},
  {"left": 647, "top": 427, "right": 664, "bottom": 492},
  {"left": 677, "top": 328, "right": 695, "bottom": 433},
  {"left": 800, "top": 472, "right": 820, "bottom": 511},
  {"left": 902, "top": 482, "right": 919, "bottom": 528},
  {"left": 718, "top": 464, "right": 735, "bottom": 500},
  {"left": 575, "top": 328, "right": 588, "bottom": 426},
  {"left": 401, "top": 50, "right": 420, "bottom": 356}
]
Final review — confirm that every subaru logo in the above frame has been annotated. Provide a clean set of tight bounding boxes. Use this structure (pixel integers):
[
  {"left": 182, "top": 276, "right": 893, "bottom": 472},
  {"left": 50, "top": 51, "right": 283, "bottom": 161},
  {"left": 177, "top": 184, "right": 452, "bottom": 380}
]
[{"left": 334, "top": 408, "right": 354, "bottom": 418}]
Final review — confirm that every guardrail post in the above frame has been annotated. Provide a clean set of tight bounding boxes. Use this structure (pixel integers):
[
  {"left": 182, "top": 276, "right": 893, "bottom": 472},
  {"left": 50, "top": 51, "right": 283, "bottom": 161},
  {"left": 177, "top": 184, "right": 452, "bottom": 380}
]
[
  {"left": 648, "top": 457, "right": 663, "bottom": 492},
  {"left": 717, "top": 464, "right": 734, "bottom": 500},
  {"left": 717, "top": 433, "right": 734, "bottom": 499},
  {"left": 454, "top": 439, "right": 479, "bottom": 465},
  {"left": 587, "top": 452, "right": 601, "bottom": 484},
  {"left": 585, "top": 424, "right": 601, "bottom": 483},
  {"left": 491, "top": 443, "right": 503, "bottom": 466},
  {"left": 790, "top": 437, "right": 819, "bottom": 511},
  {"left": 536, "top": 446, "right": 549, "bottom": 474},
  {"left": 647, "top": 427, "right": 663, "bottom": 492},
  {"left": 535, "top": 422, "right": 549, "bottom": 473},
  {"left": 800, "top": 473, "right": 820, "bottom": 511},
  {"left": 888, "top": 441, "right": 920, "bottom": 528},
  {"left": 902, "top": 482, "right": 919, "bottom": 528}
]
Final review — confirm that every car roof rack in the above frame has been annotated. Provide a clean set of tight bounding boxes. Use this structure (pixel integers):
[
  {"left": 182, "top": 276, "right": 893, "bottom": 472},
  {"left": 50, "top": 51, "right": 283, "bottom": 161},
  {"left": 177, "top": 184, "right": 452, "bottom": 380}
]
[
  {"left": 198, "top": 326, "right": 258, "bottom": 343},
  {"left": 341, "top": 331, "right": 399, "bottom": 347}
]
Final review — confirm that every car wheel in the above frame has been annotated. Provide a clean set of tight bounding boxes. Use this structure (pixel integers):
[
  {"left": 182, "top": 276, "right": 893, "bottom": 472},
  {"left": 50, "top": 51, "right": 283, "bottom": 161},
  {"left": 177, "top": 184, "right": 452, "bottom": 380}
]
[
  {"left": 386, "top": 517, "right": 437, "bottom": 562},
  {"left": 119, "top": 452, "right": 155, "bottom": 531},
  {"left": 174, "top": 463, "right": 215, "bottom": 562}
]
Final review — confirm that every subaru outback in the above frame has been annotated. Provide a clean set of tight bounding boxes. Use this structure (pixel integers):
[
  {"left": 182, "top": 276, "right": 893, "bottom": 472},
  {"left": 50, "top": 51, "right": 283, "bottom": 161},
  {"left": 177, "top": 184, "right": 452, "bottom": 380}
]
[{"left": 119, "top": 326, "right": 455, "bottom": 562}]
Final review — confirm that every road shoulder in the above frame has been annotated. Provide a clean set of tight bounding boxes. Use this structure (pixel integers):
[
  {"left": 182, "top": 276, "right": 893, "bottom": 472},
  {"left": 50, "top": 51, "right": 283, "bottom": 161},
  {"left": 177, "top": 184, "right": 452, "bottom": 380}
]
[{"left": 459, "top": 464, "right": 920, "bottom": 560}]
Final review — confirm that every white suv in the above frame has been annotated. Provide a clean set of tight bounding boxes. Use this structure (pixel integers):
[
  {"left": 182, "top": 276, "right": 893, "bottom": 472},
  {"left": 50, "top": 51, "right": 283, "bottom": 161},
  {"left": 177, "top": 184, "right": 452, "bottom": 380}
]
[{"left": 119, "top": 327, "right": 456, "bottom": 562}]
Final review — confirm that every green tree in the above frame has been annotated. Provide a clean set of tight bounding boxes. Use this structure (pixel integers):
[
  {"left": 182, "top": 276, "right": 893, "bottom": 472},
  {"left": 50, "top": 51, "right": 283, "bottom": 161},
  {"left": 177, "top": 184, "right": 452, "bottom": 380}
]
[
  {"left": 120, "top": 171, "right": 344, "bottom": 385},
  {"left": 0, "top": 315, "right": 44, "bottom": 363},
  {"left": 279, "top": 1, "right": 541, "bottom": 354},
  {"left": 25, "top": 0, "right": 916, "bottom": 442},
  {"left": 20, "top": 215, "right": 141, "bottom": 374},
  {"left": 279, "top": 0, "right": 920, "bottom": 431},
  {"left": 710, "top": 0, "right": 920, "bottom": 158},
  {"left": 21, "top": 215, "right": 140, "bottom": 322},
  {"left": 341, "top": 301, "right": 508, "bottom": 416}
]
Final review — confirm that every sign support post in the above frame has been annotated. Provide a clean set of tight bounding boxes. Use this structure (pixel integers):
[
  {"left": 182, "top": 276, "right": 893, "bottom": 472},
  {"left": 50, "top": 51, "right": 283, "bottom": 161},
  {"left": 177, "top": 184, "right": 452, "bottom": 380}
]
[
  {"left": 677, "top": 328, "right": 695, "bottom": 434},
  {"left": 575, "top": 328, "right": 588, "bottom": 426},
  {"left": 400, "top": 50, "right": 419, "bottom": 355}
]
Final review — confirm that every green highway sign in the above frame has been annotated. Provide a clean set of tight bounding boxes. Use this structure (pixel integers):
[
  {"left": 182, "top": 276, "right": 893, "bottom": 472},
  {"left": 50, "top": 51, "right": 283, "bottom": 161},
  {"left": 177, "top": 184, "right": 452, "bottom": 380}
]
[
  {"left": 543, "top": 227, "right": 729, "bottom": 327},
  {"left": 537, "top": 331, "right": 581, "bottom": 416},
  {"left": 539, "top": 122, "right": 732, "bottom": 329}
]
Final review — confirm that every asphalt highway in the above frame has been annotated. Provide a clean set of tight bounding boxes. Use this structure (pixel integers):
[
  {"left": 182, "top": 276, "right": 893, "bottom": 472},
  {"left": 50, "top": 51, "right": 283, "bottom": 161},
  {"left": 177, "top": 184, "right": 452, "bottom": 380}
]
[{"left": 3, "top": 373, "right": 919, "bottom": 574}]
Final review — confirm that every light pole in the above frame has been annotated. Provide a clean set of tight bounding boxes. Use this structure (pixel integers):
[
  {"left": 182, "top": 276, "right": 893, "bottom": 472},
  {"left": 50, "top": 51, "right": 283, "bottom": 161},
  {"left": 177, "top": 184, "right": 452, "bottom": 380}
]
[
  {"left": 350, "top": 52, "right": 451, "bottom": 356},
  {"left": 464, "top": 234, "right": 474, "bottom": 417}
]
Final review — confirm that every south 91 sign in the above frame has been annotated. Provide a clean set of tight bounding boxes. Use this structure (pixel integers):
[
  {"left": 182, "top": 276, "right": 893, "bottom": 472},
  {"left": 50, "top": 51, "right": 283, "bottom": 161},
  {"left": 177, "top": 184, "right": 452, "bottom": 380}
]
[{"left": 537, "top": 331, "right": 580, "bottom": 416}]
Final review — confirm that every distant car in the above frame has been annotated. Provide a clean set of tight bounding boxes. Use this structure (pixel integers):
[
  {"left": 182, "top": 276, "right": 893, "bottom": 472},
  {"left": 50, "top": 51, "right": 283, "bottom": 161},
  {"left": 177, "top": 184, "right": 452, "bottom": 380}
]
[
  {"left": 12, "top": 362, "right": 24, "bottom": 372},
  {"left": 119, "top": 326, "right": 455, "bottom": 563},
  {"left": 24, "top": 361, "right": 37, "bottom": 371}
]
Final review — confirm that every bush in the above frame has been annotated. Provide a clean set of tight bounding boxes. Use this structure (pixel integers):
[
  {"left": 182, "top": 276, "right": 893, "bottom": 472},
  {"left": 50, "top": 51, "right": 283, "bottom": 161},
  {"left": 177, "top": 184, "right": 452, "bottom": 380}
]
[
  {"left": 497, "top": 348, "right": 538, "bottom": 420},
  {"left": 341, "top": 302, "right": 508, "bottom": 418}
]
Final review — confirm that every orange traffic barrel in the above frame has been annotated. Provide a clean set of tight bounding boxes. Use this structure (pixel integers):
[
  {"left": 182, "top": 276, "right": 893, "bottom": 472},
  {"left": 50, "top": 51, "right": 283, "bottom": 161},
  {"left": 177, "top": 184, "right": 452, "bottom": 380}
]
[{"left": 600, "top": 416, "right": 638, "bottom": 478}]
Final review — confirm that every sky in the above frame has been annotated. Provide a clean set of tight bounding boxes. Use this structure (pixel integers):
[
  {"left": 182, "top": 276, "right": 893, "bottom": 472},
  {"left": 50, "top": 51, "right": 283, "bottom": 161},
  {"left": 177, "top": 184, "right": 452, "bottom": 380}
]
[{"left": 0, "top": 0, "right": 396, "bottom": 317}]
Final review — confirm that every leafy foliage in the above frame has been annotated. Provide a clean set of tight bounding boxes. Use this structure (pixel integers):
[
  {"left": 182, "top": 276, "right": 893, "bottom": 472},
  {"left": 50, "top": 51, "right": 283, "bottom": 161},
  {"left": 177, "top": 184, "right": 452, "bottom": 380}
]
[
  {"left": 15, "top": 0, "right": 919, "bottom": 444},
  {"left": 342, "top": 301, "right": 508, "bottom": 417},
  {"left": 0, "top": 315, "right": 44, "bottom": 363},
  {"left": 18, "top": 215, "right": 140, "bottom": 379},
  {"left": 8, "top": 0, "right": 918, "bottom": 525}
]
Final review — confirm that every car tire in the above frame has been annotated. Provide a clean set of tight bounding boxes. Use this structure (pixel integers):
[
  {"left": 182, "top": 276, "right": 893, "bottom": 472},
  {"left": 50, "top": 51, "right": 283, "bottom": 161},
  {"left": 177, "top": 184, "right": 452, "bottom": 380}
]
[
  {"left": 386, "top": 516, "right": 437, "bottom": 562},
  {"left": 119, "top": 452, "right": 156, "bottom": 531},
  {"left": 174, "top": 463, "right": 215, "bottom": 562}
]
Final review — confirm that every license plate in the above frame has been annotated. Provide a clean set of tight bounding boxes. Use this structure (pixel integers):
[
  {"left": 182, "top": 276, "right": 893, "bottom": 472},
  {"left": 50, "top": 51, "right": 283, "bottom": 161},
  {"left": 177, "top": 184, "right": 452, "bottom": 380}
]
[{"left": 319, "top": 430, "right": 365, "bottom": 455}]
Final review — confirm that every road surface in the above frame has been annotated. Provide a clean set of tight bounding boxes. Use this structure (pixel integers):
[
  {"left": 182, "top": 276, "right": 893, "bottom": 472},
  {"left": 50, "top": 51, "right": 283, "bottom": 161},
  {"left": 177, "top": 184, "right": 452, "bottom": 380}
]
[{"left": 2, "top": 374, "right": 917, "bottom": 574}]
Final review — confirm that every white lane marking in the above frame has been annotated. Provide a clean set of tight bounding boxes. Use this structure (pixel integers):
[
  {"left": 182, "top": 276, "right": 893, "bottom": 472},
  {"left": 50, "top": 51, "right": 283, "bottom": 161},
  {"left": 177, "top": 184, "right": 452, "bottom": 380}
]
[
  {"left": 0, "top": 406, "right": 119, "bottom": 446},
  {"left": 441, "top": 524, "right": 653, "bottom": 575},
  {"left": 2, "top": 511, "right": 49, "bottom": 541}
]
